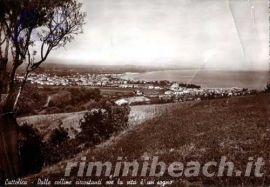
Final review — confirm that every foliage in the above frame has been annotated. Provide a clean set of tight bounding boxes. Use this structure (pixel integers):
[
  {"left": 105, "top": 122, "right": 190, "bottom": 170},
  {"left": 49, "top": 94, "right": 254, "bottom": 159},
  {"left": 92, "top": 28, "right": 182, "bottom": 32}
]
[
  {"left": 64, "top": 105, "right": 75, "bottom": 112},
  {"left": 18, "top": 123, "right": 44, "bottom": 176},
  {"left": 83, "top": 99, "right": 98, "bottom": 110},
  {"left": 78, "top": 104, "right": 130, "bottom": 145},
  {"left": 179, "top": 83, "right": 201, "bottom": 89},
  {"left": 16, "top": 84, "right": 47, "bottom": 116},
  {"left": 49, "top": 87, "right": 101, "bottom": 108},
  {"left": 49, "top": 91, "right": 72, "bottom": 108},
  {"left": 47, "top": 122, "right": 69, "bottom": 146},
  {"left": 43, "top": 123, "right": 72, "bottom": 166},
  {"left": 46, "top": 106, "right": 62, "bottom": 114},
  {"left": 0, "top": 0, "right": 85, "bottom": 179},
  {"left": 149, "top": 97, "right": 174, "bottom": 105},
  {"left": 0, "top": 0, "right": 86, "bottom": 71},
  {"left": 68, "top": 87, "right": 102, "bottom": 105},
  {"left": 17, "top": 86, "right": 102, "bottom": 116},
  {"left": 43, "top": 138, "right": 82, "bottom": 166},
  {"left": 51, "top": 93, "right": 269, "bottom": 186},
  {"left": 16, "top": 99, "right": 130, "bottom": 168}
]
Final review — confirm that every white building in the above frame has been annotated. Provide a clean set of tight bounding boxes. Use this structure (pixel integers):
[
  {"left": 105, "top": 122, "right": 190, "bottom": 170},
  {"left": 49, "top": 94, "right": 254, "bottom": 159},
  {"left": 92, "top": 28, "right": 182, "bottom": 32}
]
[
  {"left": 148, "top": 85, "right": 154, "bottom": 89},
  {"left": 165, "top": 90, "right": 174, "bottom": 95},
  {"left": 115, "top": 96, "right": 150, "bottom": 105},
  {"left": 115, "top": 99, "right": 129, "bottom": 106},
  {"left": 170, "top": 83, "right": 180, "bottom": 91},
  {"left": 154, "top": 86, "right": 162, "bottom": 90},
  {"left": 134, "top": 90, "right": 143, "bottom": 96}
]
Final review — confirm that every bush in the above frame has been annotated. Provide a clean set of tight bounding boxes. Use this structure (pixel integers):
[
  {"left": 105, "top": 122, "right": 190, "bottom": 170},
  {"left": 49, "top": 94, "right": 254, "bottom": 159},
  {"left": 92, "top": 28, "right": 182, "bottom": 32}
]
[
  {"left": 43, "top": 124, "right": 70, "bottom": 166},
  {"left": 18, "top": 123, "right": 44, "bottom": 176},
  {"left": 44, "top": 138, "right": 82, "bottom": 167},
  {"left": 78, "top": 104, "right": 130, "bottom": 145},
  {"left": 64, "top": 105, "right": 75, "bottom": 113},
  {"left": 83, "top": 100, "right": 98, "bottom": 110},
  {"left": 16, "top": 84, "right": 47, "bottom": 116},
  {"left": 46, "top": 106, "right": 62, "bottom": 114},
  {"left": 48, "top": 123, "right": 69, "bottom": 146},
  {"left": 17, "top": 86, "right": 103, "bottom": 116},
  {"left": 49, "top": 91, "right": 72, "bottom": 108},
  {"left": 68, "top": 87, "right": 101, "bottom": 105}
]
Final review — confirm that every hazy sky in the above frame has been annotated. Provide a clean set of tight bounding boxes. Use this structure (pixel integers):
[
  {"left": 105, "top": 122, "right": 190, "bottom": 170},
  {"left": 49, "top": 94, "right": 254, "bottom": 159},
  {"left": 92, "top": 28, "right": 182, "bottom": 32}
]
[{"left": 48, "top": 0, "right": 268, "bottom": 70}]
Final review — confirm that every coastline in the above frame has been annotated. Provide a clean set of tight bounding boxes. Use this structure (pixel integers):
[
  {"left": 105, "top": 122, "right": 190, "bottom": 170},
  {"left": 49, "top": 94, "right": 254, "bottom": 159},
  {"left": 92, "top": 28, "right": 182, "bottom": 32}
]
[{"left": 121, "top": 69, "right": 269, "bottom": 90}]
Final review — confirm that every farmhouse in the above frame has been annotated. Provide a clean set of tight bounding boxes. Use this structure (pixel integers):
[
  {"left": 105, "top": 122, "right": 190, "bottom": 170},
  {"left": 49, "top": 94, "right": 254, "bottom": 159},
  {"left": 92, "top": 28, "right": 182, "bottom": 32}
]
[
  {"left": 134, "top": 90, "right": 143, "bottom": 96},
  {"left": 115, "top": 98, "right": 129, "bottom": 106},
  {"left": 115, "top": 96, "right": 150, "bottom": 106},
  {"left": 170, "top": 83, "right": 182, "bottom": 91},
  {"left": 154, "top": 86, "right": 162, "bottom": 90}
]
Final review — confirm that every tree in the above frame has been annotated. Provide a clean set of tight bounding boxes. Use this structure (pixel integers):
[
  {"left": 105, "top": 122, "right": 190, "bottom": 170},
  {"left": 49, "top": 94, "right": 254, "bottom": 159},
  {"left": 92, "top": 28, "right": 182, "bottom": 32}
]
[
  {"left": 0, "top": 0, "right": 85, "bottom": 179},
  {"left": 78, "top": 105, "right": 130, "bottom": 146}
]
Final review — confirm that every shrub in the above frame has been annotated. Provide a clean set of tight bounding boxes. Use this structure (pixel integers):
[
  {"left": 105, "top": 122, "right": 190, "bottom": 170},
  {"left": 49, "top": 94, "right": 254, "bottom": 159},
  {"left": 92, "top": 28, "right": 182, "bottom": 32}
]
[
  {"left": 16, "top": 100, "right": 37, "bottom": 116},
  {"left": 49, "top": 91, "right": 72, "bottom": 108},
  {"left": 48, "top": 123, "right": 69, "bottom": 146},
  {"left": 78, "top": 105, "right": 130, "bottom": 145},
  {"left": 83, "top": 100, "right": 98, "bottom": 110},
  {"left": 68, "top": 87, "right": 101, "bottom": 105},
  {"left": 44, "top": 138, "right": 82, "bottom": 167},
  {"left": 43, "top": 124, "right": 70, "bottom": 166},
  {"left": 17, "top": 87, "right": 103, "bottom": 116},
  {"left": 64, "top": 105, "right": 75, "bottom": 113},
  {"left": 46, "top": 106, "right": 62, "bottom": 114},
  {"left": 18, "top": 123, "right": 44, "bottom": 176},
  {"left": 16, "top": 84, "right": 47, "bottom": 116}
]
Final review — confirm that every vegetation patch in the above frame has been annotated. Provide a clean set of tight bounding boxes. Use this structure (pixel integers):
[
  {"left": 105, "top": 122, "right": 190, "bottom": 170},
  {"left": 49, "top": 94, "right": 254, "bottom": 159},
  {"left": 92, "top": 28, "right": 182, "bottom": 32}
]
[{"left": 25, "top": 93, "right": 269, "bottom": 186}]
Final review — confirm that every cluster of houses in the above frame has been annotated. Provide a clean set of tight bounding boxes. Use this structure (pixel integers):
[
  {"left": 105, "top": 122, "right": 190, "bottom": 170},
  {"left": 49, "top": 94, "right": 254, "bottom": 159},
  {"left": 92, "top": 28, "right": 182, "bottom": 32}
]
[
  {"left": 119, "top": 84, "right": 163, "bottom": 90},
  {"left": 115, "top": 82, "right": 255, "bottom": 106},
  {"left": 16, "top": 73, "right": 167, "bottom": 90},
  {"left": 15, "top": 73, "right": 256, "bottom": 106},
  {"left": 15, "top": 73, "right": 173, "bottom": 94},
  {"left": 16, "top": 73, "right": 127, "bottom": 86}
]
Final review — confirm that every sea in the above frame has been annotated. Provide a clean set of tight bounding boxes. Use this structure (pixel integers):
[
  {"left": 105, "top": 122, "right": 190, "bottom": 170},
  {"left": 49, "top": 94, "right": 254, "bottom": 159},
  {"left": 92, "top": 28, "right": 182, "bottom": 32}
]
[{"left": 121, "top": 70, "right": 269, "bottom": 90}]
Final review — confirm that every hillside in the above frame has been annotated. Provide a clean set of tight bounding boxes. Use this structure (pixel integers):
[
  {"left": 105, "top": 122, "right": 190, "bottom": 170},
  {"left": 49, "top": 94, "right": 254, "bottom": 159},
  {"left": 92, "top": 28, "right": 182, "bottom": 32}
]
[
  {"left": 18, "top": 103, "right": 180, "bottom": 139},
  {"left": 25, "top": 93, "right": 269, "bottom": 186}
]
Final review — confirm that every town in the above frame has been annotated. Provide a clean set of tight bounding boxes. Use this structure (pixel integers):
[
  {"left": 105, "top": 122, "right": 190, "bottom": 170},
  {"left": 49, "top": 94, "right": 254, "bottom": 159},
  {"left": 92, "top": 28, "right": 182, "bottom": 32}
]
[{"left": 15, "top": 72, "right": 260, "bottom": 107}]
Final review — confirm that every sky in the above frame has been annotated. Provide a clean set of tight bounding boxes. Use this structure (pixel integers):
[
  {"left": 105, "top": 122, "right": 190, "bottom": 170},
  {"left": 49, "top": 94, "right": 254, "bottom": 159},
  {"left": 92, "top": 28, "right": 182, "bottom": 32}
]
[{"left": 47, "top": 0, "right": 268, "bottom": 70}]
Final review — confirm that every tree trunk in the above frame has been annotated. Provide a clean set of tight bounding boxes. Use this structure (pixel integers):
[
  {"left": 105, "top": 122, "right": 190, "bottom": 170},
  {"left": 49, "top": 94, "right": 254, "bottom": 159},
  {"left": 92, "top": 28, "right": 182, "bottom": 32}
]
[
  {"left": 0, "top": 57, "right": 21, "bottom": 182},
  {"left": 0, "top": 112, "right": 21, "bottom": 182}
]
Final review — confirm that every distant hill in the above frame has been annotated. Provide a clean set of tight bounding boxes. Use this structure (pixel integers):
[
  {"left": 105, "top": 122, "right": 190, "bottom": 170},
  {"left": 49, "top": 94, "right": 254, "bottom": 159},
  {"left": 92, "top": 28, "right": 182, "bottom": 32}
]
[{"left": 17, "top": 63, "right": 182, "bottom": 75}]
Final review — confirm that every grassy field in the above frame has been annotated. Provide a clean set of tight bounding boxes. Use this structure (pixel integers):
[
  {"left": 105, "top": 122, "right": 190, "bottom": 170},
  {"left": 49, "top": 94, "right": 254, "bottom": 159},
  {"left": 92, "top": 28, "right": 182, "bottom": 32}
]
[
  {"left": 44, "top": 85, "right": 163, "bottom": 96},
  {"left": 18, "top": 111, "right": 85, "bottom": 139},
  {"left": 18, "top": 103, "right": 179, "bottom": 139},
  {"left": 99, "top": 87, "right": 164, "bottom": 96},
  {"left": 24, "top": 93, "right": 269, "bottom": 186}
]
